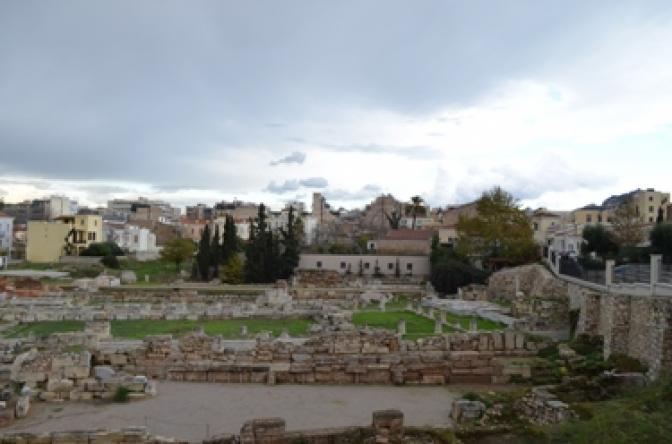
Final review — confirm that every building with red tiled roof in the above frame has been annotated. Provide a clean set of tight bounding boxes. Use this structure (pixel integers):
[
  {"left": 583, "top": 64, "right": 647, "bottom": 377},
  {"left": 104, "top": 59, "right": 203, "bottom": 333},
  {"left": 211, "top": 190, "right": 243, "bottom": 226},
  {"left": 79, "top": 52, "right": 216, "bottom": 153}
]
[{"left": 371, "top": 229, "right": 436, "bottom": 256}]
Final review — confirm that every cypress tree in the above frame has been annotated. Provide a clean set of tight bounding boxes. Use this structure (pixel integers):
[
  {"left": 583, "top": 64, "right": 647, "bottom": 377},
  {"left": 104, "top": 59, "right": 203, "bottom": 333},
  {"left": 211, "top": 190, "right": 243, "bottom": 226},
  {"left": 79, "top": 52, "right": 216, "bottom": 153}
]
[
  {"left": 222, "top": 215, "right": 238, "bottom": 262},
  {"left": 210, "top": 224, "right": 221, "bottom": 277},
  {"left": 197, "top": 224, "right": 211, "bottom": 281},
  {"left": 279, "top": 206, "right": 300, "bottom": 279}
]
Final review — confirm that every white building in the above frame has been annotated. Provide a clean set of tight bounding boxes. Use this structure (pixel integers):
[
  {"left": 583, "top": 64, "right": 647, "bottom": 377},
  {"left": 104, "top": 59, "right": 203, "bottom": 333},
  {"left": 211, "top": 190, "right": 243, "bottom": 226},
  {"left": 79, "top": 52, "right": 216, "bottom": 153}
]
[
  {"left": 212, "top": 217, "right": 252, "bottom": 241},
  {"left": 0, "top": 211, "right": 14, "bottom": 265},
  {"left": 110, "top": 225, "right": 158, "bottom": 253},
  {"left": 547, "top": 224, "right": 584, "bottom": 257},
  {"left": 48, "top": 195, "right": 78, "bottom": 219}
]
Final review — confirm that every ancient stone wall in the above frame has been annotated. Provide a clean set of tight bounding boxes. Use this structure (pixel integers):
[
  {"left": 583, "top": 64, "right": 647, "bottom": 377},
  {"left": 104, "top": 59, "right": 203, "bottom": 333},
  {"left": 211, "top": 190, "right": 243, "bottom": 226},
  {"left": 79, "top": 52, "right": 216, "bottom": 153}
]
[{"left": 90, "top": 330, "right": 540, "bottom": 386}]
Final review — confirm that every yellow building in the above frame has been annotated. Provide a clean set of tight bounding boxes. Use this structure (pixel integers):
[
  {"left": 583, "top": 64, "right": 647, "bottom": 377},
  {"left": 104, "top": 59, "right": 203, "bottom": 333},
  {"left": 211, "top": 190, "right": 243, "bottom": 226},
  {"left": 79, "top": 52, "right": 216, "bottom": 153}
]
[
  {"left": 26, "top": 215, "right": 103, "bottom": 263},
  {"left": 630, "top": 189, "right": 669, "bottom": 224},
  {"left": 572, "top": 205, "right": 612, "bottom": 226}
]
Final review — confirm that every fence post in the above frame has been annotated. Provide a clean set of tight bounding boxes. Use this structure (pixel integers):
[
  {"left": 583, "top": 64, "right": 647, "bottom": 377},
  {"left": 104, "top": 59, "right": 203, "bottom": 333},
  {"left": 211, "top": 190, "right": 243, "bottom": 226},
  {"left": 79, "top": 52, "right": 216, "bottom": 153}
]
[
  {"left": 605, "top": 260, "right": 615, "bottom": 287},
  {"left": 650, "top": 254, "right": 662, "bottom": 294}
]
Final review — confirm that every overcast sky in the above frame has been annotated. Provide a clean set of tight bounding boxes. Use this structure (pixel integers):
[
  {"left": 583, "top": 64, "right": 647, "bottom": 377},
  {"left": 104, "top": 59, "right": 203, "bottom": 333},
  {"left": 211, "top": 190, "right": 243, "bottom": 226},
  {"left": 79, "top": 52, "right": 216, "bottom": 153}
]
[{"left": 1, "top": 1, "right": 672, "bottom": 211}]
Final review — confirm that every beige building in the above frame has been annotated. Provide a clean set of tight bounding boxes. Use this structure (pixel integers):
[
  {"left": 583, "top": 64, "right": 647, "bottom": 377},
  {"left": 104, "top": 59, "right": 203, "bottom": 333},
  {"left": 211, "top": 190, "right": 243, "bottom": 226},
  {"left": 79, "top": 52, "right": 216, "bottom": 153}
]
[
  {"left": 26, "top": 214, "right": 103, "bottom": 262},
  {"left": 439, "top": 202, "right": 478, "bottom": 226},
  {"left": 572, "top": 205, "right": 612, "bottom": 226},
  {"left": 371, "top": 229, "right": 435, "bottom": 255},
  {"left": 298, "top": 254, "right": 430, "bottom": 277},
  {"left": 530, "top": 209, "right": 562, "bottom": 245},
  {"left": 629, "top": 188, "right": 669, "bottom": 224}
]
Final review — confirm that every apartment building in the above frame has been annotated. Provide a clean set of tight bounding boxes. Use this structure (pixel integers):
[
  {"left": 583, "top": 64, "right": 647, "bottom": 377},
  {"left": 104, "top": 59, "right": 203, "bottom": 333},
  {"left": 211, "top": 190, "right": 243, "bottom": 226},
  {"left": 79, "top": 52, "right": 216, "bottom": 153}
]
[{"left": 26, "top": 214, "right": 103, "bottom": 262}]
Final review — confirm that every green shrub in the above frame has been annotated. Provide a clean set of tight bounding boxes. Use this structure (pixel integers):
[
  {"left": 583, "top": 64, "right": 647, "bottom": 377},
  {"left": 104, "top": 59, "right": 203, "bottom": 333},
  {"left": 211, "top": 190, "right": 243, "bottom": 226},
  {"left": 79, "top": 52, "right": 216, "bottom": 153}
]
[
  {"left": 572, "top": 403, "right": 594, "bottom": 420},
  {"left": 430, "top": 259, "right": 487, "bottom": 295},
  {"left": 101, "top": 254, "right": 120, "bottom": 269},
  {"left": 570, "top": 334, "right": 603, "bottom": 356},
  {"left": 113, "top": 386, "right": 130, "bottom": 403},
  {"left": 537, "top": 344, "right": 560, "bottom": 359},
  {"left": 607, "top": 353, "right": 648, "bottom": 373},
  {"left": 81, "top": 242, "right": 124, "bottom": 257}
]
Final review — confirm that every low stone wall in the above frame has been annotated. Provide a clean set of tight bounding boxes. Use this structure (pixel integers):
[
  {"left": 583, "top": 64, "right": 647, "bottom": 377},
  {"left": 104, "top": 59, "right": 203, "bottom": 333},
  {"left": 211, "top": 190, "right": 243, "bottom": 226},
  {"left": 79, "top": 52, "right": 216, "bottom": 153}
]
[
  {"left": 10, "top": 349, "right": 157, "bottom": 403},
  {"left": 0, "top": 427, "right": 184, "bottom": 443},
  {"left": 0, "top": 410, "right": 409, "bottom": 444},
  {"left": 89, "top": 330, "right": 541, "bottom": 385}
]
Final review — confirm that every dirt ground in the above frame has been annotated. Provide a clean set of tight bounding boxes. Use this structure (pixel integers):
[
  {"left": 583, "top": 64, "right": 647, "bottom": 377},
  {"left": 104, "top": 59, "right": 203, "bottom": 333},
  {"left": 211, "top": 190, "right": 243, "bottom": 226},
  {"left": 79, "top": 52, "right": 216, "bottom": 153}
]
[{"left": 3, "top": 382, "right": 463, "bottom": 441}]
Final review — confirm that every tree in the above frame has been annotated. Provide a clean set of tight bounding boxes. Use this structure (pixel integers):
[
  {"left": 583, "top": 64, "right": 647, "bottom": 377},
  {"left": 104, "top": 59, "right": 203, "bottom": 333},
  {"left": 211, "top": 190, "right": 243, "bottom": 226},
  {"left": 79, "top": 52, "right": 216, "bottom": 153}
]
[
  {"left": 430, "top": 259, "right": 487, "bottom": 295},
  {"left": 80, "top": 242, "right": 124, "bottom": 257},
  {"left": 611, "top": 197, "right": 645, "bottom": 248},
  {"left": 455, "top": 187, "right": 537, "bottom": 265},
  {"left": 385, "top": 207, "right": 402, "bottom": 229},
  {"left": 210, "top": 224, "right": 221, "bottom": 277},
  {"left": 222, "top": 215, "right": 238, "bottom": 262},
  {"left": 657, "top": 207, "right": 665, "bottom": 224},
  {"left": 245, "top": 204, "right": 280, "bottom": 283},
  {"left": 279, "top": 206, "right": 300, "bottom": 279},
  {"left": 196, "top": 224, "right": 212, "bottom": 280},
  {"left": 650, "top": 223, "right": 672, "bottom": 261},
  {"left": 101, "top": 254, "right": 120, "bottom": 269},
  {"left": 220, "top": 254, "right": 244, "bottom": 284},
  {"left": 160, "top": 238, "right": 196, "bottom": 272},
  {"left": 409, "top": 196, "right": 424, "bottom": 230},
  {"left": 581, "top": 225, "right": 618, "bottom": 259}
]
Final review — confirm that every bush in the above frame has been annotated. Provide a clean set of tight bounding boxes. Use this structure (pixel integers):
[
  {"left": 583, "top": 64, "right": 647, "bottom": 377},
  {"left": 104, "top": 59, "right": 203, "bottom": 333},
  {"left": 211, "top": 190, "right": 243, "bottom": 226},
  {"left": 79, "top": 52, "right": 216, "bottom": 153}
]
[
  {"left": 101, "top": 254, "right": 120, "bottom": 269},
  {"left": 570, "top": 334, "right": 603, "bottom": 356},
  {"left": 430, "top": 259, "right": 487, "bottom": 295},
  {"left": 113, "top": 386, "right": 130, "bottom": 403},
  {"left": 81, "top": 242, "right": 124, "bottom": 257},
  {"left": 607, "top": 353, "right": 648, "bottom": 373}
]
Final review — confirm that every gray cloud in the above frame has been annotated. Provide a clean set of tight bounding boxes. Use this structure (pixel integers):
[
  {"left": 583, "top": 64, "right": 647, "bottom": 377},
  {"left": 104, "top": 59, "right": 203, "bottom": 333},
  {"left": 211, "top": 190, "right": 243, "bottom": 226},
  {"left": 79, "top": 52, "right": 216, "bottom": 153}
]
[
  {"left": 270, "top": 151, "right": 306, "bottom": 166},
  {"left": 0, "top": 1, "right": 669, "bottom": 205},
  {"left": 266, "top": 177, "right": 329, "bottom": 194},
  {"left": 323, "top": 184, "right": 383, "bottom": 202}
]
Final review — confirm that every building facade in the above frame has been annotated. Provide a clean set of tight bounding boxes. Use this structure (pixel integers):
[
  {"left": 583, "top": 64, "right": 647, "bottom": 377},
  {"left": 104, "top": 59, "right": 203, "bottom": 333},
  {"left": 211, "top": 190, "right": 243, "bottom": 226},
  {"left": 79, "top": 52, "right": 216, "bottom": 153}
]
[
  {"left": 26, "top": 214, "right": 103, "bottom": 262},
  {"left": 0, "top": 212, "right": 14, "bottom": 258},
  {"left": 298, "top": 254, "right": 430, "bottom": 277}
]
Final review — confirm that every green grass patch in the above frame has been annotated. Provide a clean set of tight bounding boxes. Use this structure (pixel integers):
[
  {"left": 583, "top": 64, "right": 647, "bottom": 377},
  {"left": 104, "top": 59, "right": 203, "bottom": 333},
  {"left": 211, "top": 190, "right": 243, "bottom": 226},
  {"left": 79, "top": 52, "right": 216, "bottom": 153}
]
[
  {"left": 352, "top": 310, "right": 454, "bottom": 339},
  {"left": 3, "top": 321, "right": 85, "bottom": 338},
  {"left": 117, "top": 259, "right": 182, "bottom": 284}
]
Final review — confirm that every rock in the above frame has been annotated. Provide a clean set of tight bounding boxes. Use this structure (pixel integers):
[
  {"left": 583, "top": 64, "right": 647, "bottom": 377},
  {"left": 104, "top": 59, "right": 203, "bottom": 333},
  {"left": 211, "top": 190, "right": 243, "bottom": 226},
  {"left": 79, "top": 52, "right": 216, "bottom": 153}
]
[
  {"left": 451, "top": 399, "right": 486, "bottom": 423},
  {"left": 94, "top": 365, "right": 116, "bottom": 380},
  {"left": 15, "top": 395, "right": 30, "bottom": 418},
  {"left": 558, "top": 344, "right": 577, "bottom": 359},
  {"left": 120, "top": 271, "right": 137, "bottom": 284}
]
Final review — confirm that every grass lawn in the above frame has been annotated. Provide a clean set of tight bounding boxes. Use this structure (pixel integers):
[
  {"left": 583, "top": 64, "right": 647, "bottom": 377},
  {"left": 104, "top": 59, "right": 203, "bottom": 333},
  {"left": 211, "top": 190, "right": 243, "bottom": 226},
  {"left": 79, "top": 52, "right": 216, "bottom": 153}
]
[
  {"left": 3, "top": 321, "right": 85, "bottom": 338},
  {"left": 3, "top": 319, "right": 312, "bottom": 339},
  {"left": 440, "top": 311, "right": 506, "bottom": 331},
  {"left": 117, "top": 259, "right": 183, "bottom": 284},
  {"left": 352, "top": 310, "right": 455, "bottom": 340}
]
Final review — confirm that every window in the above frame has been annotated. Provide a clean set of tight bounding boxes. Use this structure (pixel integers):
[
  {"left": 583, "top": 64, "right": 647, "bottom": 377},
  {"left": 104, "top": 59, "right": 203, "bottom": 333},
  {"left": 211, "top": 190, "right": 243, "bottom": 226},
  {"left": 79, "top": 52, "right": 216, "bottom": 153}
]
[
  {"left": 388, "top": 262, "right": 394, "bottom": 270},
  {"left": 364, "top": 262, "right": 370, "bottom": 269},
  {"left": 649, "top": 217, "right": 654, "bottom": 223},
  {"left": 316, "top": 261, "right": 322, "bottom": 269},
  {"left": 649, "top": 206, "right": 655, "bottom": 213},
  {"left": 649, "top": 196, "right": 654, "bottom": 202},
  {"left": 533, "top": 222, "right": 539, "bottom": 231},
  {"left": 586, "top": 215, "right": 592, "bottom": 223},
  {"left": 598, "top": 215, "right": 602, "bottom": 223},
  {"left": 406, "top": 263, "right": 413, "bottom": 271},
  {"left": 340, "top": 261, "right": 346, "bottom": 269}
]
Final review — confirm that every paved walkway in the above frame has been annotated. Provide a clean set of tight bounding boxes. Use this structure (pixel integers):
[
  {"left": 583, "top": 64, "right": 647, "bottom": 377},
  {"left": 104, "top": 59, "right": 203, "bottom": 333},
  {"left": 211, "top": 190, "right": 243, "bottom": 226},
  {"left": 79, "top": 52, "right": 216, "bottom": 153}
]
[{"left": 3, "top": 382, "right": 461, "bottom": 442}]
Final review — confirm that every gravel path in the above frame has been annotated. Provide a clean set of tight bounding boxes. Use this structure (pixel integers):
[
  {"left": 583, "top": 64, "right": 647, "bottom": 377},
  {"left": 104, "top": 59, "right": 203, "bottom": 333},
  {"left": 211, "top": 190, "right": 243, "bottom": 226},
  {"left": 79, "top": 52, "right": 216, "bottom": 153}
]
[{"left": 3, "top": 382, "right": 461, "bottom": 442}]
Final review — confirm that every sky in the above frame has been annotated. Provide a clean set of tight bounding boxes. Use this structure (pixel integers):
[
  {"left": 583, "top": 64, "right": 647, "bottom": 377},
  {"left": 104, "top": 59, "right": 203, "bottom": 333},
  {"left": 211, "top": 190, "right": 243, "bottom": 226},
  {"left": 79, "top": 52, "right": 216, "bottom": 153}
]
[{"left": 1, "top": 1, "right": 672, "bottom": 211}]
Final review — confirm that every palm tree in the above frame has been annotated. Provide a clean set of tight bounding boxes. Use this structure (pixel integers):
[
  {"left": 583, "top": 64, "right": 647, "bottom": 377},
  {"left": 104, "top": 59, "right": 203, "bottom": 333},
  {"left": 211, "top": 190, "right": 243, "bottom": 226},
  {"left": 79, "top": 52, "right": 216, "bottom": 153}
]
[{"left": 410, "top": 196, "right": 423, "bottom": 230}]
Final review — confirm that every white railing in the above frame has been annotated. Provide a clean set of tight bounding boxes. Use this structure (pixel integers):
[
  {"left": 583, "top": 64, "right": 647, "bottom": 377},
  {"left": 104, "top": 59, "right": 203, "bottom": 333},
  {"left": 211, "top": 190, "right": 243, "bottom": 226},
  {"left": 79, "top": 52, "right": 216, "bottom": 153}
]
[{"left": 545, "top": 249, "right": 672, "bottom": 297}]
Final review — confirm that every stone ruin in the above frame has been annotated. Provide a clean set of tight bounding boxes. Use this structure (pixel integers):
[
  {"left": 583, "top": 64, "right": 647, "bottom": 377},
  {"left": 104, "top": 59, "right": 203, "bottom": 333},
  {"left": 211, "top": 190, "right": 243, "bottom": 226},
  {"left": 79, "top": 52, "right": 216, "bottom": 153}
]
[{"left": 0, "top": 409, "right": 412, "bottom": 444}]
